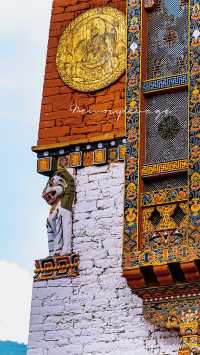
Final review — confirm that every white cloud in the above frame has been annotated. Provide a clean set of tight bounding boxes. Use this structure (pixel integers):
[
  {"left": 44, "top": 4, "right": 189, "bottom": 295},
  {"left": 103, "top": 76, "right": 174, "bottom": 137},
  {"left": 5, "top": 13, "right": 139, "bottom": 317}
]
[{"left": 0, "top": 261, "right": 32, "bottom": 344}]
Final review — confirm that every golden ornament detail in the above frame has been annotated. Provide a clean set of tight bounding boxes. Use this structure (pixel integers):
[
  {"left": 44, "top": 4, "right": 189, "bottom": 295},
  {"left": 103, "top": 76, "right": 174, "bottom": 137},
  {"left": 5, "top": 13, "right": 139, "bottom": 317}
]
[{"left": 56, "top": 7, "right": 126, "bottom": 92}]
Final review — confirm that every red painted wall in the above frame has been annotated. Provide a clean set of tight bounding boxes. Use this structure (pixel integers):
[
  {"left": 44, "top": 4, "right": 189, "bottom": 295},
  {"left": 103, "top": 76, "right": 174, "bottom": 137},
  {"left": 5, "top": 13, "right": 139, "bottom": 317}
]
[{"left": 37, "top": 0, "right": 126, "bottom": 147}]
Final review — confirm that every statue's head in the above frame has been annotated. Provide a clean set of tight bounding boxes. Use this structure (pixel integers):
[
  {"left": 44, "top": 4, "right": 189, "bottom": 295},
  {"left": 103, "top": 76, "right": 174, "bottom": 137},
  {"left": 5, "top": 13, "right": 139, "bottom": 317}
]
[{"left": 42, "top": 173, "right": 67, "bottom": 206}]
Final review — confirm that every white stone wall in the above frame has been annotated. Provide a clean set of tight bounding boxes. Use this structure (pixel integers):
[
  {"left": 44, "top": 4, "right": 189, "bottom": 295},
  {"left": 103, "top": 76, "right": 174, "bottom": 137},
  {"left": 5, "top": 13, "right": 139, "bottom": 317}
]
[{"left": 28, "top": 163, "right": 180, "bottom": 355}]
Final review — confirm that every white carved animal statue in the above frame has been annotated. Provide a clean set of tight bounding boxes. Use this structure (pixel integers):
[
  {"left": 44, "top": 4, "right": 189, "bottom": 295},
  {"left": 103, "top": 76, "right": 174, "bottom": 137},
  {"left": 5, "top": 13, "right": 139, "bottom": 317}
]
[{"left": 42, "top": 170, "right": 75, "bottom": 256}]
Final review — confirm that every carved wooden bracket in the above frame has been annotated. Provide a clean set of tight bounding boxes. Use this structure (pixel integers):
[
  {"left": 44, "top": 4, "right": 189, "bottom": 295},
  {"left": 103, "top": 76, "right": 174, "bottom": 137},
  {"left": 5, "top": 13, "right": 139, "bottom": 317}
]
[
  {"left": 142, "top": 286, "right": 200, "bottom": 354},
  {"left": 124, "top": 265, "right": 200, "bottom": 354}
]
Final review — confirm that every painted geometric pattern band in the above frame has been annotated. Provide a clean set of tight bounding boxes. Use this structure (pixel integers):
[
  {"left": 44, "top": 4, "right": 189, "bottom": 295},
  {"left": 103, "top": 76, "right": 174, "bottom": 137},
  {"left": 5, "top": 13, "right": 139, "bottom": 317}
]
[
  {"left": 141, "top": 159, "right": 188, "bottom": 176},
  {"left": 34, "top": 254, "right": 79, "bottom": 281},
  {"left": 143, "top": 73, "right": 188, "bottom": 93}
]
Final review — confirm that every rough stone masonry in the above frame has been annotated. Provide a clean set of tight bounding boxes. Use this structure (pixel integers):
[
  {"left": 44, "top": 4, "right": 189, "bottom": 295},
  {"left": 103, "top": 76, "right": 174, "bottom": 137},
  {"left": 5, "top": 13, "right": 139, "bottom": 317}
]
[{"left": 28, "top": 163, "right": 180, "bottom": 355}]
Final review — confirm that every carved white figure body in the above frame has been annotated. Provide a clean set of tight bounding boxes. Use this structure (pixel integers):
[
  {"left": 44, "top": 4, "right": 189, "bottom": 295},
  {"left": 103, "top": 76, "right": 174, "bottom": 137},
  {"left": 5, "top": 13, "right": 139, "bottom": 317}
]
[{"left": 42, "top": 170, "right": 75, "bottom": 256}]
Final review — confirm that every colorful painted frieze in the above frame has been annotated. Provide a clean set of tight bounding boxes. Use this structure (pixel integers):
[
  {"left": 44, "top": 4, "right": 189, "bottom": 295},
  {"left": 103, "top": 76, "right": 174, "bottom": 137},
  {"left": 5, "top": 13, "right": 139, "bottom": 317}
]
[
  {"left": 123, "top": 0, "right": 141, "bottom": 270},
  {"left": 189, "top": 0, "right": 200, "bottom": 248}
]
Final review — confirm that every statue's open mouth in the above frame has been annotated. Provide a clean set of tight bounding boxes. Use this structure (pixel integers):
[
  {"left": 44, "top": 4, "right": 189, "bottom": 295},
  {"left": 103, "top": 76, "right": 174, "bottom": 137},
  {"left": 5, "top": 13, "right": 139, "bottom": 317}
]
[{"left": 43, "top": 191, "right": 57, "bottom": 205}]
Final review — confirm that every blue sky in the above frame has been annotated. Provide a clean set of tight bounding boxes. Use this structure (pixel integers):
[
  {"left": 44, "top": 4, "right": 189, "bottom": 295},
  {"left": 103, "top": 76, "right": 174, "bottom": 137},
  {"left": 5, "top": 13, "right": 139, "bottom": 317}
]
[{"left": 0, "top": 0, "right": 53, "bottom": 343}]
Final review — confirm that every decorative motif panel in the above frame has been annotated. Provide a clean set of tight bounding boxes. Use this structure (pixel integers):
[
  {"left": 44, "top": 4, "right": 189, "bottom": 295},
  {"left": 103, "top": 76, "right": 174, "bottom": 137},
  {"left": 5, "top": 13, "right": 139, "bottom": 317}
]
[
  {"left": 37, "top": 157, "right": 52, "bottom": 175},
  {"left": 34, "top": 254, "right": 79, "bottom": 281},
  {"left": 146, "top": 91, "right": 188, "bottom": 163},
  {"left": 141, "top": 187, "right": 188, "bottom": 206},
  {"left": 56, "top": 7, "right": 126, "bottom": 92},
  {"left": 144, "top": 296, "right": 200, "bottom": 354},
  {"left": 123, "top": 0, "right": 141, "bottom": 269},
  {"left": 37, "top": 140, "right": 126, "bottom": 174},
  {"left": 189, "top": 0, "right": 200, "bottom": 246},
  {"left": 147, "top": 0, "right": 189, "bottom": 78},
  {"left": 124, "top": 0, "right": 200, "bottom": 270},
  {"left": 124, "top": 0, "right": 200, "bottom": 352}
]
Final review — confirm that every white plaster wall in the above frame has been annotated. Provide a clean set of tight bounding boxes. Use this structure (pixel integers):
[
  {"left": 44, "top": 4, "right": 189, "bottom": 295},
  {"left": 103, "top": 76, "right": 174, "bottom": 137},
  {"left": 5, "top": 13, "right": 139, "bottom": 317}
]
[{"left": 28, "top": 163, "right": 180, "bottom": 355}]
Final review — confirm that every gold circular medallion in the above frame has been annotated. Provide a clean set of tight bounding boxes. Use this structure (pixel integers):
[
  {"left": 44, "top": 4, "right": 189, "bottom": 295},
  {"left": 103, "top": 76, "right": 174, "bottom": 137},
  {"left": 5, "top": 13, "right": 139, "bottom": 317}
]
[{"left": 56, "top": 7, "right": 126, "bottom": 92}]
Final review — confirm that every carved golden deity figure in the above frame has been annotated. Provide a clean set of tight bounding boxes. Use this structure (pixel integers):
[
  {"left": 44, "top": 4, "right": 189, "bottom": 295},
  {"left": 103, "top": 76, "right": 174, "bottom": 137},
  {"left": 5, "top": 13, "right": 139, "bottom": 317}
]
[{"left": 56, "top": 7, "right": 126, "bottom": 92}]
